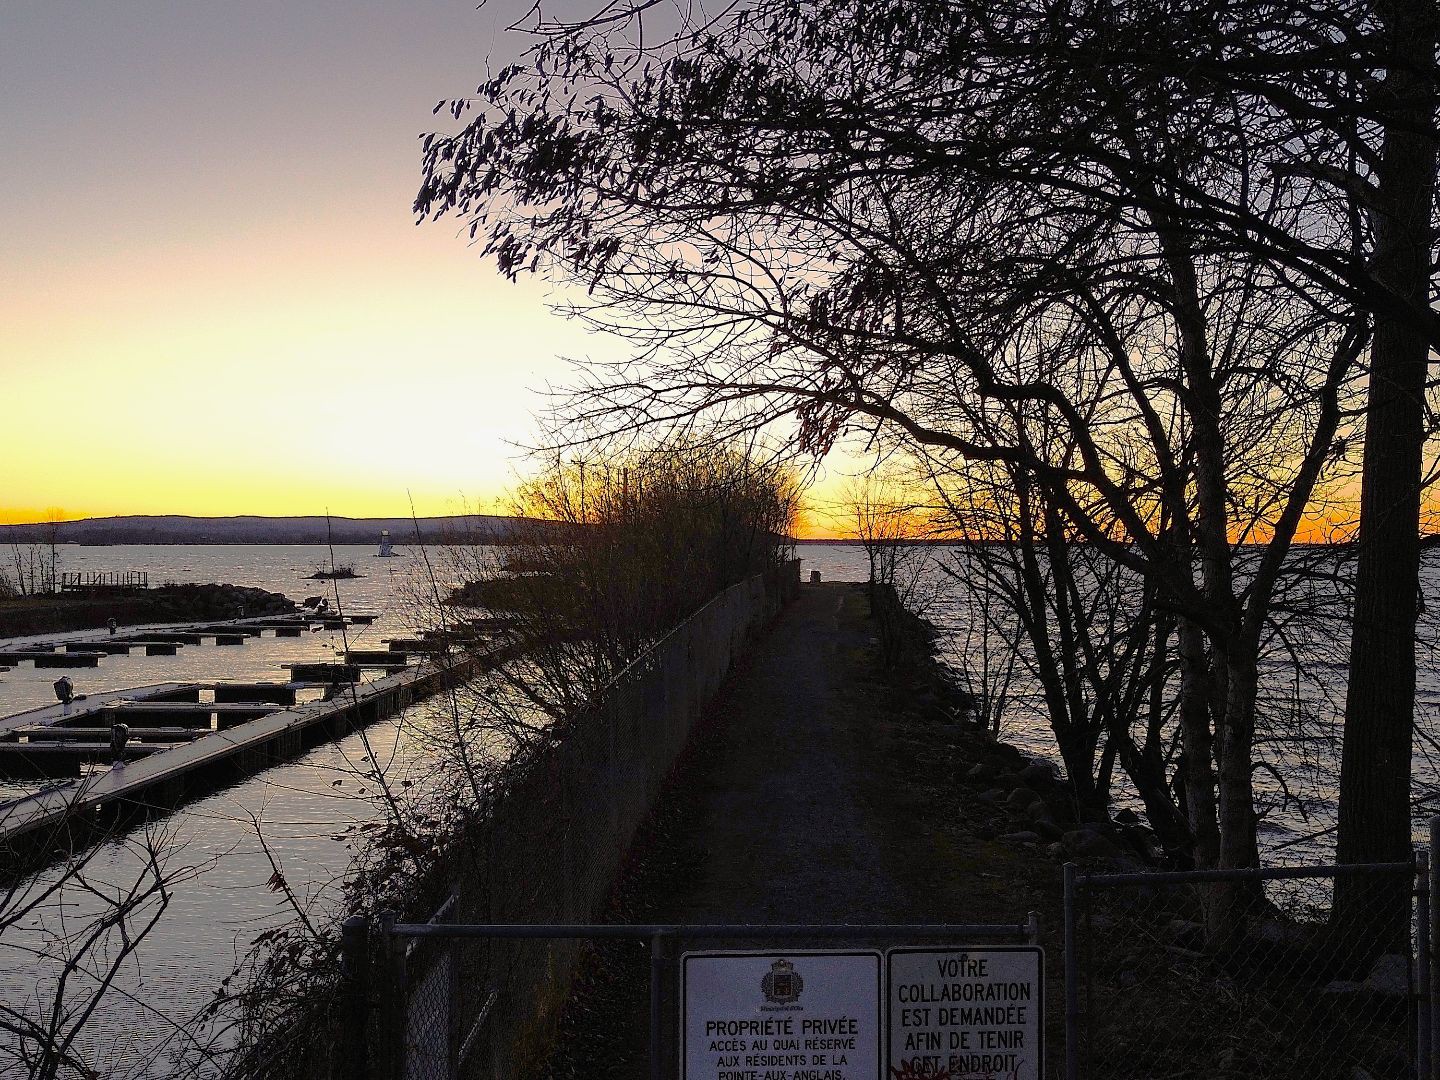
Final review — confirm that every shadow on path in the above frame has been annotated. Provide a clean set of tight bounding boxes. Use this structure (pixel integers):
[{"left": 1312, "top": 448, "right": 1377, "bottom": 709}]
[{"left": 534, "top": 582, "right": 1061, "bottom": 1079}]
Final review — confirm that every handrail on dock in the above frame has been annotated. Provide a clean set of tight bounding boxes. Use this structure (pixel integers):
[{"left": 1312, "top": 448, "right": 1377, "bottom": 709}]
[{"left": 59, "top": 570, "right": 149, "bottom": 591}]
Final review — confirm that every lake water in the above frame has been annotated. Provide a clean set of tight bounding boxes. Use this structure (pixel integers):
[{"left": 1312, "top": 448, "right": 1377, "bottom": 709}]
[
  {"left": 0, "top": 543, "right": 1435, "bottom": 1077},
  {"left": 0, "top": 545, "right": 460, "bottom": 1077},
  {"left": 0, "top": 544, "right": 859, "bottom": 1077}
]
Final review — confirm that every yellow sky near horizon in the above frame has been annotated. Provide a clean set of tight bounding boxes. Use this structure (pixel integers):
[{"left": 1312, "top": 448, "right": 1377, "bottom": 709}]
[
  {"left": 1, "top": 1, "right": 600, "bottom": 525},
  {"left": 5, "top": 218, "right": 599, "bottom": 521},
  {"left": 0, "top": 2, "right": 883, "bottom": 536},
  {"left": 0, "top": 3, "right": 1403, "bottom": 546}
]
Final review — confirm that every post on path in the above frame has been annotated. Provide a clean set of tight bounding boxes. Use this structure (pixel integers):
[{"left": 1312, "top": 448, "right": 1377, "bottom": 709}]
[
  {"left": 377, "top": 910, "right": 405, "bottom": 1080},
  {"left": 1418, "top": 848, "right": 1432, "bottom": 1080},
  {"left": 649, "top": 929, "right": 673, "bottom": 1080}
]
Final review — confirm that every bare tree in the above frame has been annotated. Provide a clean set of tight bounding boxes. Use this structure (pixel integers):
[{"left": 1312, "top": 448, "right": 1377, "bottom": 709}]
[
  {"left": 1332, "top": 0, "right": 1439, "bottom": 953},
  {"left": 0, "top": 811, "right": 201, "bottom": 1080},
  {"left": 846, "top": 472, "right": 939, "bottom": 667},
  {"left": 417, "top": 0, "right": 1435, "bottom": 949}
]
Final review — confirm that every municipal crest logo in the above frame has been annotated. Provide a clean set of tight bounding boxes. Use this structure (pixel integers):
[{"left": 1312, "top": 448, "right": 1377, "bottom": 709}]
[{"left": 761, "top": 958, "right": 803, "bottom": 1005}]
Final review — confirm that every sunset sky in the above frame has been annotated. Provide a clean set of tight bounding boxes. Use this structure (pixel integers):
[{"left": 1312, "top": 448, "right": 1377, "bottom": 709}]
[
  {"left": 2, "top": 4, "right": 1389, "bottom": 544},
  {"left": 3, "top": 1, "right": 659, "bottom": 526}
]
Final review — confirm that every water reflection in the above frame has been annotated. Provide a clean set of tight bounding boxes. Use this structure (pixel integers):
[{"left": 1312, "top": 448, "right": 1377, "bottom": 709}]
[{"left": 1, "top": 543, "right": 1436, "bottom": 1076}]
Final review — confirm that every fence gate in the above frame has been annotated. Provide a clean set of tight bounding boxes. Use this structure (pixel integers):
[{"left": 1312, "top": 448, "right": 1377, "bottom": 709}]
[
  {"left": 1063, "top": 859, "right": 1430, "bottom": 1080},
  {"left": 356, "top": 917, "right": 1042, "bottom": 1080}
]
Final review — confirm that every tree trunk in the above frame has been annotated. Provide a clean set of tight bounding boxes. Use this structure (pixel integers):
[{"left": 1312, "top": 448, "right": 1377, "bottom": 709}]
[
  {"left": 1216, "top": 652, "right": 1261, "bottom": 871},
  {"left": 1177, "top": 617, "right": 1221, "bottom": 871},
  {"left": 1115, "top": 729, "right": 1193, "bottom": 864},
  {"left": 1333, "top": 0, "right": 1437, "bottom": 957}
]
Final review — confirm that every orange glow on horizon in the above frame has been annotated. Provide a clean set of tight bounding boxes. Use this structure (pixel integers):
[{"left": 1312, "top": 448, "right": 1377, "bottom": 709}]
[{"left": 0, "top": 490, "right": 1405, "bottom": 545}]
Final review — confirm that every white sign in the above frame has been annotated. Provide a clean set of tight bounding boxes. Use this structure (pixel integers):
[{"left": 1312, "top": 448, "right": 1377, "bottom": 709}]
[
  {"left": 886, "top": 948, "right": 1043, "bottom": 1080},
  {"left": 681, "top": 950, "right": 882, "bottom": 1080}
]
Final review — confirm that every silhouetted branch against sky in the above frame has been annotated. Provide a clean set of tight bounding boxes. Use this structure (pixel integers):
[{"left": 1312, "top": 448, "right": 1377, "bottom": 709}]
[{"left": 418, "top": 0, "right": 1439, "bottom": 919}]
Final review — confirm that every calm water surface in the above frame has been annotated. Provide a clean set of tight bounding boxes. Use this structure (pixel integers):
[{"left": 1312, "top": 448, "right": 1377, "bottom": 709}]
[
  {"left": 0, "top": 545, "right": 458, "bottom": 1076},
  {"left": 800, "top": 544, "right": 1440, "bottom": 867}
]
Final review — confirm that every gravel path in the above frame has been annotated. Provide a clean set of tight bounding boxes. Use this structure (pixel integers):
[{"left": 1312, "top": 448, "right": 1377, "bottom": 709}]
[
  {"left": 535, "top": 582, "right": 1062, "bottom": 1079},
  {"left": 662, "top": 581, "right": 911, "bottom": 923}
]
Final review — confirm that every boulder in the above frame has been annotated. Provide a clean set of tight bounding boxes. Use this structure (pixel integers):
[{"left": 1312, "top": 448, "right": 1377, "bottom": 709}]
[
  {"left": 1006, "top": 786, "right": 1042, "bottom": 813},
  {"left": 1033, "top": 819, "right": 1064, "bottom": 841},
  {"left": 1026, "top": 797, "right": 1053, "bottom": 819},
  {"left": 998, "top": 831, "right": 1041, "bottom": 845},
  {"left": 1018, "top": 760, "right": 1055, "bottom": 786},
  {"left": 1102, "top": 855, "right": 1150, "bottom": 874},
  {"left": 1118, "top": 824, "right": 1162, "bottom": 860},
  {"left": 1164, "top": 918, "right": 1205, "bottom": 947},
  {"left": 1250, "top": 920, "right": 1307, "bottom": 948},
  {"left": 989, "top": 742, "right": 1027, "bottom": 765},
  {"left": 950, "top": 688, "right": 978, "bottom": 712},
  {"left": 1064, "top": 829, "right": 1124, "bottom": 859},
  {"left": 1162, "top": 944, "right": 1206, "bottom": 962},
  {"left": 965, "top": 761, "right": 997, "bottom": 784},
  {"left": 1322, "top": 958, "right": 1408, "bottom": 998},
  {"left": 1363, "top": 954, "right": 1410, "bottom": 996},
  {"left": 1322, "top": 979, "right": 1365, "bottom": 995}
]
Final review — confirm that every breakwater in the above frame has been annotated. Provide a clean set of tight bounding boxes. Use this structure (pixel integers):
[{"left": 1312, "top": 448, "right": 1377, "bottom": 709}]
[
  {"left": 0, "top": 582, "right": 295, "bottom": 638},
  {"left": 244, "top": 566, "right": 799, "bottom": 1080}
]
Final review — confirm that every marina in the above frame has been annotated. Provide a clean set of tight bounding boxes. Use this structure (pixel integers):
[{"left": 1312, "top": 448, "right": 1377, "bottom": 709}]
[
  {"left": 0, "top": 653, "right": 485, "bottom": 855},
  {"left": 0, "top": 545, "right": 534, "bottom": 1073},
  {"left": 0, "top": 577, "right": 497, "bottom": 862}
]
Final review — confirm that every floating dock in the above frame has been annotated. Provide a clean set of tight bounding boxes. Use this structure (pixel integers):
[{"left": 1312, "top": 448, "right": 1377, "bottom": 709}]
[
  {"left": 0, "top": 610, "right": 381, "bottom": 672},
  {"left": 0, "top": 604, "right": 501, "bottom": 864},
  {"left": 0, "top": 650, "right": 493, "bottom": 860},
  {"left": 0, "top": 650, "right": 104, "bottom": 668}
]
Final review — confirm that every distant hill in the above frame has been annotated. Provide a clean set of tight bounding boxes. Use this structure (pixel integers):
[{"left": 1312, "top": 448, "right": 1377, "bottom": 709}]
[{"left": 0, "top": 514, "right": 553, "bottom": 546}]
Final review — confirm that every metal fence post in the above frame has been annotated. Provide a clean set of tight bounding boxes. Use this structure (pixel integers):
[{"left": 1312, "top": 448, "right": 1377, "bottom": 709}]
[
  {"left": 1431, "top": 817, "right": 1440, "bottom": 1080},
  {"left": 1063, "top": 863, "right": 1079, "bottom": 1080},
  {"left": 649, "top": 930, "right": 671, "bottom": 1080},
  {"left": 377, "top": 910, "right": 405, "bottom": 1080},
  {"left": 436, "top": 891, "right": 462, "bottom": 1080},
  {"left": 341, "top": 914, "right": 372, "bottom": 1080},
  {"left": 1419, "top": 850, "right": 1432, "bottom": 1080}
]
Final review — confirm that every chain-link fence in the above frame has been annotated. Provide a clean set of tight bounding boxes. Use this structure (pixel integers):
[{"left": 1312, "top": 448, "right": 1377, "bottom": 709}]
[
  {"left": 366, "top": 919, "right": 1040, "bottom": 1080},
  {"left": 349, "top": 853, "right": 1434, "bottom": 1080},
  {"left": 329, "top": 562, "right": 1438, "bottom": 1080},
  {"left": 348, "top": 570, "right": 796, "bottom": 1080},
  {"left": 1063, "top": 859, "right": 1429, "bottom": 1080}
]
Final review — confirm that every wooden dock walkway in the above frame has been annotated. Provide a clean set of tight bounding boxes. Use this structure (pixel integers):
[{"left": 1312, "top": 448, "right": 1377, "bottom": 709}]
[
  {"left": 0, "top": 609, "right": 383, "bottom": 668},
  {"left": 0, "top": 602, "right": 512, "bottom": 862},
  {"left": 0, "top": 652, "right": 490, "bottom": 853},
  {"left": 0, "top": 683, "right": 192, "bottom": 736}
]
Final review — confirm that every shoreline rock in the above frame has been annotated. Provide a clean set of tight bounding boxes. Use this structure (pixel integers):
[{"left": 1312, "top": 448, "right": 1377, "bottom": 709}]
[
  {"left": 887, "top": 585, "right": 1168, "bottom": 873},
  {"left": 0, "top": 583, "right": 295, "bottom": 638}
]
